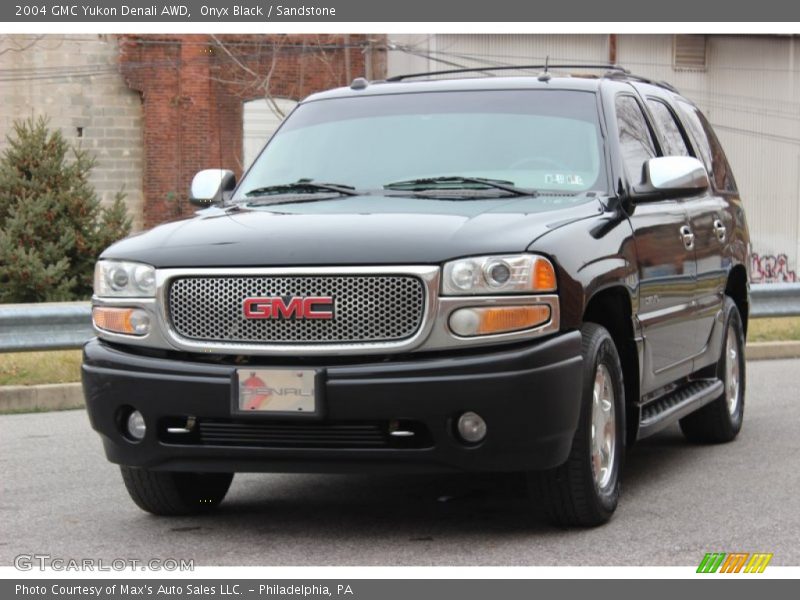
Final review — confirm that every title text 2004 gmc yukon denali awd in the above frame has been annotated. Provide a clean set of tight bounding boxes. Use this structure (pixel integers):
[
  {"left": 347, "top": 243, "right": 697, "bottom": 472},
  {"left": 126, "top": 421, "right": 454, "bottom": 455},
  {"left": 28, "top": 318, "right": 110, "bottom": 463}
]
[{"left": 82, "top": 67, "right": 750, "bottom": 527}]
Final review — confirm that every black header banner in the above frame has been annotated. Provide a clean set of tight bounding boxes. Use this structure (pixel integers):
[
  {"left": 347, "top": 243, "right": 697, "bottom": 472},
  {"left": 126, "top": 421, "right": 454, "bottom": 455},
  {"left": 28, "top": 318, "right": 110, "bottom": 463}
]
[{"left": 2, "top": 0, "right": 799, "bottom": 22}]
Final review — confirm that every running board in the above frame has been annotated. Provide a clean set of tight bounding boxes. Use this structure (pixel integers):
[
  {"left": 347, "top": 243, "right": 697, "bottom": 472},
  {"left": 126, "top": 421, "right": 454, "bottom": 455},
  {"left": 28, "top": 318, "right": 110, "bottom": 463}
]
[{"left": 637, "top": 378, "right": 724, "bottom": 440}]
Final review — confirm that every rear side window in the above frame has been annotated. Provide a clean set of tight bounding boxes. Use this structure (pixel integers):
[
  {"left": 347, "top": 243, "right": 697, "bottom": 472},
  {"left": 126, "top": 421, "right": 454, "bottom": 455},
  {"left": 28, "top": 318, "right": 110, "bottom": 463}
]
[
  {"left": 676, "top": 100, "right": 737, "bottom": 192},
  {"left": 647, "top": 99, "right": 690, "bottom": 157},
  {"left": 615, "top": 95, "right": 656, "bottom": 184}
]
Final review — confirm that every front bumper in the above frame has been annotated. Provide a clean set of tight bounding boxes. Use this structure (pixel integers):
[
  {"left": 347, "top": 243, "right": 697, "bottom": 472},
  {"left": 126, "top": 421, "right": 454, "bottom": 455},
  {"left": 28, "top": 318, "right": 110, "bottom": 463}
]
[{"left": 82, "top": 331, "right": 583, "bottom": 474}]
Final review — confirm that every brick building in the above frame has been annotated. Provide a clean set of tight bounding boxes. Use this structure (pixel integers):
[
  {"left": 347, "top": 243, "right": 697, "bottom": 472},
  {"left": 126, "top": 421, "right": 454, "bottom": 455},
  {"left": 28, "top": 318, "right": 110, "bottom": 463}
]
[
  {"left": 0, "top": 34, "right": 382, "bottom": 229},
  {"left": 118, "top": 34, "right": 379, "bottom": 227}
]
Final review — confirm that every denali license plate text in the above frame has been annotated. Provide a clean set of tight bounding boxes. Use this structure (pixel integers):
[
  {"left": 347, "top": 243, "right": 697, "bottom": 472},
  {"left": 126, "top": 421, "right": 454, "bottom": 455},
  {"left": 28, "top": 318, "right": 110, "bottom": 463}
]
[{"left": 236, "top": 368, "right": 316, "bottom": 413}]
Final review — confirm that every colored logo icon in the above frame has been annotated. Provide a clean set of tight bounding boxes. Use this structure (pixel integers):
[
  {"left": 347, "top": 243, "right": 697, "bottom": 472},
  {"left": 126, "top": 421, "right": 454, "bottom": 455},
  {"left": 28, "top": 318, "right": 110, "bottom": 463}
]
[{"left": 697, "top": 552, "right": 773, "bottom": 573}]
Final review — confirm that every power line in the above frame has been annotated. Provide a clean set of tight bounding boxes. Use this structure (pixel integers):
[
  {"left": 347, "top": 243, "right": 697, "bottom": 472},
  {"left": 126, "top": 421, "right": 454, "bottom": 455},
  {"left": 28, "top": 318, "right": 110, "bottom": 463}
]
[
  {"left": 0, "top": 43, "right": 363, "bottom": 84},
  {"left": 388, "top": 45, "right": 800, "bottom": 120},
  {"left": 410, "top": 42, "right": 800, "bottom": 74},
  {"left": 1, "top": 33, "right": 370, "bottom": 49},
  {"left": 711, "top": 123, "right": 800, "bottom": 146},
  {"left": 4, "top": 36, "right": 800, "bottom": 144}
]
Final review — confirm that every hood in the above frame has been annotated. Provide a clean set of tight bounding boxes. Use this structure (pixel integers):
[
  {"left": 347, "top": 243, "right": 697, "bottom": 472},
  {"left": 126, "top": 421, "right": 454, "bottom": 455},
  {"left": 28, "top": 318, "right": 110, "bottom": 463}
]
[{"left": 101, "top": 194, "right": 603, "bottom": 267}]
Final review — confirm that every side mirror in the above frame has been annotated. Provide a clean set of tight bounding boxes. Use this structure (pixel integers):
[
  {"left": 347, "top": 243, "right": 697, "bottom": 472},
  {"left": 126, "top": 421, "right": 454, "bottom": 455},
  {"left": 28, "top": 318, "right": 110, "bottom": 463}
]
[
  {"left": 189, "top": 169, "right": 236, "bottom": 207},
  {"left": 633, "top": 156, "right": 709, "bottom": 201}
]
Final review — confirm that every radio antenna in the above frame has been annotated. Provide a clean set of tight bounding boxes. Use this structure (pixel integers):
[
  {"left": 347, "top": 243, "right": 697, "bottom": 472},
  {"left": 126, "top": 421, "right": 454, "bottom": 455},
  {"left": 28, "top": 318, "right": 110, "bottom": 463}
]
[{"left": 538, "top": 55, "right": 552, "bottom": 82}]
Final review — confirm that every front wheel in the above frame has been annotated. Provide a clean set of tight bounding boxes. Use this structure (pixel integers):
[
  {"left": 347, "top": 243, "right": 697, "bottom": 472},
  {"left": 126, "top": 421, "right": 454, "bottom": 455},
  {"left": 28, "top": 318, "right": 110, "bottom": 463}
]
[
  {"left": 529, "top": 323, "right": 626, "bottom": 527},
  {"left": 120, "top": 467, "right": 233, "bottom": 516}
]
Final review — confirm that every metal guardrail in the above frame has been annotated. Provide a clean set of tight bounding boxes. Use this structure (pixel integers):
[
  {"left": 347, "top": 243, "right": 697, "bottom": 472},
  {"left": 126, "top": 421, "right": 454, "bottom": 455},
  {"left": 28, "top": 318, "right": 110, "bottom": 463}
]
[
  {"left": 0, "top": 283, "right": 799, "bottom": 352},
  {"left": 0, "top": 302, "right": 93, "bottom": 353},
  {"left": 749, "top": 283, "right": 800, "bottom": 318}
]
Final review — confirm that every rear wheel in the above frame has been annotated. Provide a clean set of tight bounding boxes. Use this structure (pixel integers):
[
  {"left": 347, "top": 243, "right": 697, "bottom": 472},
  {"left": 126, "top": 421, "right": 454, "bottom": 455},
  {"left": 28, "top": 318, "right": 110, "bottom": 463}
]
[
  {"left": 529, "top": 323, "right": 626, "bottom": 527},
  {"left": 120, "top": 467, "right": 233, "bottom": 516},
  {"left": 679, "top": 297, "right": 745, "bottom": 443}
]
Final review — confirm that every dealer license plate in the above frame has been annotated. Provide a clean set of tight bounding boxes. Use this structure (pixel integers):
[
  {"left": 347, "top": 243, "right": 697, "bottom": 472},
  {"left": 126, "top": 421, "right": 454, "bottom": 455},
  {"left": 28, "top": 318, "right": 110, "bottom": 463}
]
[{"left": 235, "top": 368, "right": 317, "bottom": 414}]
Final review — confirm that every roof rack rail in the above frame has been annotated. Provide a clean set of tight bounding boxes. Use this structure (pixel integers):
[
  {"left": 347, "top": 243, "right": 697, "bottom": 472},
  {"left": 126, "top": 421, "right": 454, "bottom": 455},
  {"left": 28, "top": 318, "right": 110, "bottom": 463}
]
[
  {"left": 602, "top": 70, "right": 680, "bottom": 93},
  {"left": 385, "top": 63, "right": 630, "bottom": 82}
]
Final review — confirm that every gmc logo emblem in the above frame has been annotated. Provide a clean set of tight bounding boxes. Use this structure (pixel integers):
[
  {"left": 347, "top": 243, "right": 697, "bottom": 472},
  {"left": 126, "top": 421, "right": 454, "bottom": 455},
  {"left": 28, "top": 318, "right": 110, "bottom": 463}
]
[{"left": 242, "top": 296, "right": 334, "bottom": 320}]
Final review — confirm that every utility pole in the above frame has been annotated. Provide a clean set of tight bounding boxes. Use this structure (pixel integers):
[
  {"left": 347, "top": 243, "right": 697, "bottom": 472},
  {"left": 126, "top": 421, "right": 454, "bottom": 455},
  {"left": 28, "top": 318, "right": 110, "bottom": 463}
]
[
  {"left": 608, "top": 34, "right": 618, "bottom": 64},
  {"left": 365, "top": 38, "right": 374, "bottom": 80},
  {"left": 343, "top": 34, "right": 352, "bottom": 84}
]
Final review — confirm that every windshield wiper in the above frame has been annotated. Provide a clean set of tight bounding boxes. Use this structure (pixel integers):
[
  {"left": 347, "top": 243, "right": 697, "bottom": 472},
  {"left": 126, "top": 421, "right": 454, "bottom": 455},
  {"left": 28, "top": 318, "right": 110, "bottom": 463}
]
[
  {"left": 384, "top": 176, "right": 536, "bottom": 197},
  {"left": 244, "top": 180, "right": 359, "bottom": 198}
]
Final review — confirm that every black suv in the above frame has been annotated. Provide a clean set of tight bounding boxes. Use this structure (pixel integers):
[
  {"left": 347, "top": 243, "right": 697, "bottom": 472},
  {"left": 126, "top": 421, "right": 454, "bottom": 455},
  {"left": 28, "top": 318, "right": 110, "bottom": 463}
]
[{"left": 82, "top": 65, "right": 750, "bottom": 526}]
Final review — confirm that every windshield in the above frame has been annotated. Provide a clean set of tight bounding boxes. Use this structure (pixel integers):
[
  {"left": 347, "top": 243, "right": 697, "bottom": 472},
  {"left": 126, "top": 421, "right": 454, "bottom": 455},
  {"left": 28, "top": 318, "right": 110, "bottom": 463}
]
[{"left": 234, "top": 89, "right": 607, "bottom": 200}]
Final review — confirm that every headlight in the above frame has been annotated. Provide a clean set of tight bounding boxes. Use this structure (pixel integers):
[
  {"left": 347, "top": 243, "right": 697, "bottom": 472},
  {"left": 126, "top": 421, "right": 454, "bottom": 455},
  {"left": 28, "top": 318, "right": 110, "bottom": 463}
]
[
  {"left": 442, "top": 254, "right": 556, "bottom": 295},
  {"left": 94, "top": 260, "right": 156, "bottom": 297}
]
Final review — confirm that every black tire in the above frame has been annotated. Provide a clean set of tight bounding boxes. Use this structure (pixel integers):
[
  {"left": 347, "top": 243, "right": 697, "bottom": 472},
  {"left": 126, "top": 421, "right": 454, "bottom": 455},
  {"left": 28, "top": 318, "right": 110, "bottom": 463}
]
[
  {"left": 120, "top": 467, "right": 233, "bottom": 516},
  {"left": 529, "top": 323, "right": 626, "bottom": 527},
  {"left": 679, "top": 297, "right": 745, "bottom": 444}
]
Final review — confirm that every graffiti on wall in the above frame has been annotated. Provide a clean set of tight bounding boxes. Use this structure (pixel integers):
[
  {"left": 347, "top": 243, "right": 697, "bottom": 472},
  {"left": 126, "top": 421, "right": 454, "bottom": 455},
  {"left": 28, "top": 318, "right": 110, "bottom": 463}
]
[{"left": 750, "top": 253, "right": 798, "bottom": 283}]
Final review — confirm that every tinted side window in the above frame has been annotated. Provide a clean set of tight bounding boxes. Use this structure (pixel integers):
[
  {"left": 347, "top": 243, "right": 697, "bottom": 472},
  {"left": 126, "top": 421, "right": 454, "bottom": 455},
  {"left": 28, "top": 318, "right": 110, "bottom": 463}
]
[
  {"left": 615, "top": 95, "right": 656, "bottom": 184},
  {"left": 647, "top": 99, "right": 690, "bottom": 157},
  {"left": 677, "top": 100, "right": 737, "bottom": 192}
]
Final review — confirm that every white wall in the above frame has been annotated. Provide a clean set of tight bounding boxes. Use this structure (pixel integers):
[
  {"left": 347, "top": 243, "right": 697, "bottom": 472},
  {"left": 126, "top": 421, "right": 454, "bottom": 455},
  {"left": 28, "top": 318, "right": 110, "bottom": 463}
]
[
  {"left": 388, "top": 34, "right": 610, "bottom": 77},
  {"left": 618, "top": 35, "right": 800, "bottom": 282},
  {"left": 242, "top": 97, "right": 298, "bottom": 169}
]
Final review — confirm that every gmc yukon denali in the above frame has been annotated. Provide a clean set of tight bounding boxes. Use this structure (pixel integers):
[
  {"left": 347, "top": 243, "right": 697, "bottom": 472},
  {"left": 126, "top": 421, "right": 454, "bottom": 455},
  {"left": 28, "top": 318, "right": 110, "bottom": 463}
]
[{"left": 82, "top": 65, "right": 750, "bottom": 526}]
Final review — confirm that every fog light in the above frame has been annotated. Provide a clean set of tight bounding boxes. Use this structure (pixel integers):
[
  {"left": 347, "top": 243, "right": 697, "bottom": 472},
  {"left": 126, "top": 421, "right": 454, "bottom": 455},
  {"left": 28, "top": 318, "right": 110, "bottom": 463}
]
[
  {"left": 457, "top": 411, "right": 487, "bottom": 444},
  {"left": 93, "top": 307, "right": 150, "bottom": 336},
  {"left": 126, "top": 410, "right": 146, "bottom": 440},
  {"left": 449, "top": 308, "right": 482, "bottom": 336},
  {"left": 128, "top": 310, "right": 151, "bottom": 335}
]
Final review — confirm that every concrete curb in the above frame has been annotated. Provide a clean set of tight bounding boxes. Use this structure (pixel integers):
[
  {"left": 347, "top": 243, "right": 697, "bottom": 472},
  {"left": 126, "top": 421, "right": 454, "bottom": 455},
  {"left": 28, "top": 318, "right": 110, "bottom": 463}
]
[
  {"left": 0, "top": 382, "right": 84, "bottom": 412},
  {"left": 1, "top": 341, "right": 799, "bottom": 413},
  {"left": 746, "top": 341, "right": 800, "bottom": 361}
]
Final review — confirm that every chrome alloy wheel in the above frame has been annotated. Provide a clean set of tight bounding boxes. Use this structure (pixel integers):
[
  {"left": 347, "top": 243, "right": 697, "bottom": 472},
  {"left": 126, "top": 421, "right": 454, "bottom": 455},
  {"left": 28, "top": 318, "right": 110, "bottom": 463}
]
[
  {"left": 591, "top": 364, "right": 616, "bottom": 491},
  {"left": 725, "top": 325, "right": 741, "bottom": 416}
]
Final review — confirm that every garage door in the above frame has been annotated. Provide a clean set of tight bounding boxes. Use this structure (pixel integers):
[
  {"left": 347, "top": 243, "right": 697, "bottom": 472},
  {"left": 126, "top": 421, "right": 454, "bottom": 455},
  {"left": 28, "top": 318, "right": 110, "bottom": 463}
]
[{"left": 242, "top": 97, "right": 298, "bottom": 168}]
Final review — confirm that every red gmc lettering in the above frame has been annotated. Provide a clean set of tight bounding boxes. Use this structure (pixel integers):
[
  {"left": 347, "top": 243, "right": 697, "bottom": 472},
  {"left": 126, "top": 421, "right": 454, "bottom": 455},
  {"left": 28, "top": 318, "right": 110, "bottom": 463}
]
[
  {"left": 272, "top": 297, "right": 303, "bottom": 319},
  {"left": 243, "top": 297, "right": 334, "bottom": 320}
]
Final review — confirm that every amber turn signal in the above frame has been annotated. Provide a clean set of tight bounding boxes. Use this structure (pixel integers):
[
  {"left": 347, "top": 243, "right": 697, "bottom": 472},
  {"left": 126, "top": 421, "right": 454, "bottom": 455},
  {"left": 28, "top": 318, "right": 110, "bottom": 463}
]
[
  {"left": 533, "top": 258, "right": 557, "bottom": 292},
  {"left": 449, "top": 305, "right": 551, "bottom": 337},
  {"left": 92, "top": 307, "right": 150, "bottom": 336}
]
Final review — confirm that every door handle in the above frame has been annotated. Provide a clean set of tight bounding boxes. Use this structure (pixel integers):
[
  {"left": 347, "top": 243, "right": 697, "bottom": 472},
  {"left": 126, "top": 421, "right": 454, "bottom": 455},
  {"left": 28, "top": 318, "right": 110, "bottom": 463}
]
[
  {"left": 713, "top": 219, "right": 727, "bottom": 243},
  {"left": 680, "top": 225, "right": 695, "bottom": 250}
]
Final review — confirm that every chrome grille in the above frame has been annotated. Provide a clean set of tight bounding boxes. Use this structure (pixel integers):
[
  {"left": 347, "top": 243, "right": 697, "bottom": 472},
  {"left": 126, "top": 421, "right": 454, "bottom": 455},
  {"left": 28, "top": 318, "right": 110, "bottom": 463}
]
[{"left": 168, "top": 274, "right": 425, "bottom": 344}]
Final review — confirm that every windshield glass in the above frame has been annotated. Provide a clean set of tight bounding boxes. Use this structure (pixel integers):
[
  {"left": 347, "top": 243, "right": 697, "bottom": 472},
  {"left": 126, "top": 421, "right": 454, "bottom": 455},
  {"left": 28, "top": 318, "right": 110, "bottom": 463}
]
[{"left": 234, "top": 89, "right": 607, "bottom": 200}]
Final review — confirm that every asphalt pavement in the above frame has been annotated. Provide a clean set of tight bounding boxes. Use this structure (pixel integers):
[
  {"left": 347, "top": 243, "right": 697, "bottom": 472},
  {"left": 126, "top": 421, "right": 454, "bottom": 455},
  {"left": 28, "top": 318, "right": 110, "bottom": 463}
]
[{"left": 1, "top": 359, "right": 798, "bottom": 566}]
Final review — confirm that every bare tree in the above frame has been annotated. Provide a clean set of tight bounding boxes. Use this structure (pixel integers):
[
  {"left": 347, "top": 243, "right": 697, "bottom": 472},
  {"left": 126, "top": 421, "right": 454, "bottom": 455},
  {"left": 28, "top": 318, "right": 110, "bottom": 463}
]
[{"left": 209, "top": 34, "right": 355, "bottom": 121}]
